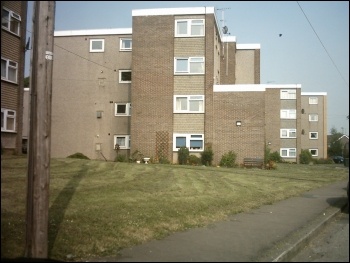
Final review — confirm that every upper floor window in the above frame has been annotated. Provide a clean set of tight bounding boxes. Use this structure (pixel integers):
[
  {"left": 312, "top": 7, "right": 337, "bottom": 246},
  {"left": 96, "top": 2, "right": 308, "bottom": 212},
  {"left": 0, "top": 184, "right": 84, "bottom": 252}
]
[
  {"left": 309, "top": 97, "right": 318, "bottom": 104},
  {"left": 175, "top": 19, "right": 204, "bottom": 37},
  {"left": 280, "top": 109, "right": 296, "bottom": 119},
  {"left": 280, "top": 89, "right": 296, "bottom": 99},
  {"left": 114, "top": 135, "right": 130, "bottom": 149},
  {"left": 173, "top": 133, "right": 204, "bottom": 151},
  {"left": 174, "top": 95, "right": 204, "bottom": 113},
  {"left": 120, "top": 38, "right": 132, "bottom": 51},
  {"left": 115, "top": 103, "right": 131, "bottom": 116},
  {"left": 1, "top": 57, "right": 18, "bottom": 83},
  {"left": 309, "top": 114, "right": 318, "bottom": 122},
  {"left": 174, "top": 57, "right": 204, "bottom": 74},
  {"left": 119, "top": 70, "right": 131, "bottom": 83},
  {"left": 1, "top": 108, "right": 16, "bottom": 132},
  {"left": 309, "top": 132, "right": 318, "bottom": 139},
  {"left": 90, "top": 39, "right": 104, "bottom": 52},
  {"left": 2, "top": 8, "right": 21, "bottom": 36},
  {"left": 280, "top": 129, "right": 296, "bottom": 138},
  {"left": 280, "top": 148, "right": 296, "bottom": 158}
]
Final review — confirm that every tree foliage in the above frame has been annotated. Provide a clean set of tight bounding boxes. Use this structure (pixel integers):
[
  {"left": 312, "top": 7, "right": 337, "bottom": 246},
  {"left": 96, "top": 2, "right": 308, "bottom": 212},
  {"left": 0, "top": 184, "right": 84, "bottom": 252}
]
[{"left": 327, "top": 128, "right": 344, "bottom": 157}]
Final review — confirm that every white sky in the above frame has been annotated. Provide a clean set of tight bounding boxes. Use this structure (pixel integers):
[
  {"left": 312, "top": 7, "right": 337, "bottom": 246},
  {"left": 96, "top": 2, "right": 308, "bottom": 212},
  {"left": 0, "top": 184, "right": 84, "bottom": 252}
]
[{"left": 25, "top": 1, "right": 349, "bottom": 134}]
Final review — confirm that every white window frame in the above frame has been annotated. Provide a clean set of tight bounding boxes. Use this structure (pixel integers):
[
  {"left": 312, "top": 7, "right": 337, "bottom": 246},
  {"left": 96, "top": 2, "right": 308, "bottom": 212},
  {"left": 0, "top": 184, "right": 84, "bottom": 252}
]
[
  {"left": 174, "top": 95, "right": 204, "bottom": 113},
  {"left": 174, "top": 57, "right": 205, "bottom": 74},
  {"left": 280, "top": 129, "right": 296, "bottom": 138},
  {"left": 119, "top": 70, "right": 131, "bottom": 83},
  {"left": 309, "top": 132, "right": 318, "bottom": 139},
  {"left": 115, "top": 103, "right": 131, "bottom": 116},
  {"left": 309, "top": 114, "right": 318, "bottom": 122},
  {"left": 1, "top": 108, "right": 16, "bottom": 132},
  {"left": 309, "top": 97, "right": 318, "bottom": 104},
  {"left": 280, "top": 109, "right": 296, "bottom": 119},
  {"left": 114, "top": 135, "right": 131, "bottom": 149},
  {"left": 90, "top": 39, "right": 104, "bottom": 52},
  {"left": 173, "top": 133, "right": 204, "bottom": 151},
  {"left": 1, "top": 57, "right": 18, "bottom": 83},
  {"left": 2, "top": 7, "right": 21, "bottom": 36},
  {"left": 175, "top": 19, "right": 205, "bottom": 37},
  {"left": 280, "top": 148, "right": 297, "bottom": 158},
  {"left": 309, "top": 149, "right": 318, "bottom": 157},
  {"left": 280, "top": 89, "right": 296, "bottom": 100},
  {"left": 120, "top": 38, "right": 132, "bottom": 51}
]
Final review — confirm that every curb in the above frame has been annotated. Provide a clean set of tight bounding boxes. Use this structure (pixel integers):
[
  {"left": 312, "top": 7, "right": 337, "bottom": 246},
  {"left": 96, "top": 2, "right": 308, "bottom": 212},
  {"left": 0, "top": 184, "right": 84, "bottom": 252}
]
[{"left": 258, "top": 200, "right": 348, "bottom": 262}]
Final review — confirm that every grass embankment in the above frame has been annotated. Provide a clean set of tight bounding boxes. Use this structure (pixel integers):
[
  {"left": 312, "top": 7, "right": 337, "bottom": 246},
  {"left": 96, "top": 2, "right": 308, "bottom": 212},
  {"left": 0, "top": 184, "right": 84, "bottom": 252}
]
[{"left": 1, "top": 155, "right": 348, "bottom": 261}]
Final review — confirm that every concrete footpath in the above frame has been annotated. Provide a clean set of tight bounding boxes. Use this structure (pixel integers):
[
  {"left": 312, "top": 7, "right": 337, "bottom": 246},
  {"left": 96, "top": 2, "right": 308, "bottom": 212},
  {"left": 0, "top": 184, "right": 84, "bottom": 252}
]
[{"left": 88, "top": 179, "right": 349, "bottom": 262}]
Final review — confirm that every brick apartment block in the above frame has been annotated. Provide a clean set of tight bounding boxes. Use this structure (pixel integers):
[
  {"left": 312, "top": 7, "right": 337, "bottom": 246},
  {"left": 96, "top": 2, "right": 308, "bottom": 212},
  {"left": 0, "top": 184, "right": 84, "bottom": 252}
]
[
  {"left": 49, "top": 7, "right": 327, "bottom": 165},
  {"left": 1, "top": 1, "right": 27, "bottom": 155}
]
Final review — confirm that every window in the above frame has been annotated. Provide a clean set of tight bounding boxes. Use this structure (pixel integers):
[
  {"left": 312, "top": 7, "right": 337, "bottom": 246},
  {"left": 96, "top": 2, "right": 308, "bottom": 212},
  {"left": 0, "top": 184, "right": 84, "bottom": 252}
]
[
  {"left": 174, "top": 57, "right": 205, "bottom": 74},
  {"left": 280, "top": 89, "right": 296, "bottom": 99},
  {"left": 174, "top": 95, "right": 204, "bottom": 113},
  {"left": 309, "top": 149, "right": 318, "bottom": 157},
  {"left": 120, "top": 38, "right": 132, "bottom": 51},
  {"left": 90, "top": 39, "right": 104, "bottom": 52},
  {"left": 114, "top": 135, "right": 130, "bottom": 149},
  {"left": 309, "top": 114, "right": 318, "bottom": 122},
  {"left": 2, "top": 8, "right": 21, "bottom": 36},
  {"left": 309, "top": 132, "right": 318, "bottom": 139},
  {"left": 115, "top": 103, "right": 131, "bottom": 116},
  {"left": 1, "top": 58, "right": 18, "bottom": 83},
  {"left": 173, "top": 134, "right": 204, "bottom": 151},
  {"left": 280, "top": 109, "right": 296, "bottom": 119},
  {"left": 1, "top": 108, "right": 16, "bottom": 132},
  {"left": 119, "top": 70, "right": 131, "bottom": 83},
  {"left": 280, "top": 148, "right": 296, "bottom": 158},
  {"left": 175, "top": 19, "right": 204, "bottom": 37},
  {"left": 309, "top": 97, "right": 318, "bottom": 104},
  {"left": 280, "top": 129, "right": 296, "bottom": 138}
]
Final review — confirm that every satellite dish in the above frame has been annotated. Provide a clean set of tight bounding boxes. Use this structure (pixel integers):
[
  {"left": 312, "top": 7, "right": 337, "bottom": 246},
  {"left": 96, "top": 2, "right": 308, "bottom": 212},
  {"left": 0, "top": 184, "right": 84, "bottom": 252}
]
[{"left": 222, "top": 26, "right": 228, "bottom": 34}]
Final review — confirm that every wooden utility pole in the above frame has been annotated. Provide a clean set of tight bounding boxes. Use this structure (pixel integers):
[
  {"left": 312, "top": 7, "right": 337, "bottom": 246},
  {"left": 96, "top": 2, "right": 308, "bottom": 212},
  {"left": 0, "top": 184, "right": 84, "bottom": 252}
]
[{"left": 25, "top": 1, "right": 56, "bottom": 259}]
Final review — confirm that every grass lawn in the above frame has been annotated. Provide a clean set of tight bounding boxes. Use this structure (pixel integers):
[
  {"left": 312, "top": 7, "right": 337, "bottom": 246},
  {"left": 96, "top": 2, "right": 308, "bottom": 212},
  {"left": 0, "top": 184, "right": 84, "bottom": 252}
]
[{"left": 1, "top": 155, "right": 348, "bottom": 261}]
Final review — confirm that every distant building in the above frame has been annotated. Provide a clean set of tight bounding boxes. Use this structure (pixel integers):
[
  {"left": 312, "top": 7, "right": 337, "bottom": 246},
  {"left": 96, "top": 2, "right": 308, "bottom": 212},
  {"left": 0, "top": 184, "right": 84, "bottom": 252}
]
[
  {"left": 50, "top": 6, "right": 328, "bottom": 164},
  {"left": 1, "top": 1, "right": 28, "bottom": 154}
]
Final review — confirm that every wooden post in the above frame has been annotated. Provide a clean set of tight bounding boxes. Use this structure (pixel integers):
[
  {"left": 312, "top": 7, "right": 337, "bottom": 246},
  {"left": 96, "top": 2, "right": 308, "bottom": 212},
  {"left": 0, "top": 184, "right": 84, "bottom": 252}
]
[{"left": 25, "top": 1, "right": 56, "bottom": 259}]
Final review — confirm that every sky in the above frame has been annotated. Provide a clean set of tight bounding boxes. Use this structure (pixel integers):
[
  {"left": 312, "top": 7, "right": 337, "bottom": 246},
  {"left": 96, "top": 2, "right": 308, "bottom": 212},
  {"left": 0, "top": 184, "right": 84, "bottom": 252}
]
[{"left": 25, "top": 1, "right": 349, "bottom": 135}]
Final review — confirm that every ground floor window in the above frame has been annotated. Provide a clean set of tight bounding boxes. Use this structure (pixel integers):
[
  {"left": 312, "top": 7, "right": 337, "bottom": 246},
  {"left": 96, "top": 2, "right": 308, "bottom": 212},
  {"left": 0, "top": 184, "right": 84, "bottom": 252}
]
[
  {"left": 1, "top": 108, "right": 16, "bottom": 132},
  {"left": 173, "top": 133, "right": 204, "bottom": 151},
  {"left": 280, "top": 148, "right": 296, "bottom": 158},
  {"left": 309, "top": 149, "right": 318, "bottom": 157},
  {"left": 114, "top": 135, "right": 130, "bottom": 149}
]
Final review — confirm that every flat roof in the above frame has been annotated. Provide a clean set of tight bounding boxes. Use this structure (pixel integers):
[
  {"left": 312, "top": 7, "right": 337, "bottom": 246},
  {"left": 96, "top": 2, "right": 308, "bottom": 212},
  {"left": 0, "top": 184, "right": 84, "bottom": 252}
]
[
  {"left": 214, "top": 84, "right": 302, "bottom": 92},
  {"left": 132, "top": 7, "right": 215, "bottom": 16},
  {"left": 54, "top": 28, "right": 132, "bottom": 37},
  {"left": 236, "top": 44, "right": 261, "bottom": 50},
  {"left": 301, "top": 92, "right": 327, "bottom": 96}
]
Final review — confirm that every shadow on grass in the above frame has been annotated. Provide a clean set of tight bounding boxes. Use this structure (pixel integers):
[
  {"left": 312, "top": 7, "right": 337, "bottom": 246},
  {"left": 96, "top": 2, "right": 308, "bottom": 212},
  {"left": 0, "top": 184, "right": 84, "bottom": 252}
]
[{"left": 48, "top": 164, "right": 88, "bottom": 257}]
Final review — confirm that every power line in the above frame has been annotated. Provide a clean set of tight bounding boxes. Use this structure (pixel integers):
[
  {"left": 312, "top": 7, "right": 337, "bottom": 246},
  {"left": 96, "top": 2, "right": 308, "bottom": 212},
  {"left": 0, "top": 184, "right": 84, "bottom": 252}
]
[{"left": 296, "top": 1, "right": 349, "bottom": 88}]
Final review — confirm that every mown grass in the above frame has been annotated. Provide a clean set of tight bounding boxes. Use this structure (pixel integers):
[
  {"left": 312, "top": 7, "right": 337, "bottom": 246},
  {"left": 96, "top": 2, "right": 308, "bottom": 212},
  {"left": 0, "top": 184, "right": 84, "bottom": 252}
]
[{"left": 1, "top": 155, "right": 348, "bottom": 261}]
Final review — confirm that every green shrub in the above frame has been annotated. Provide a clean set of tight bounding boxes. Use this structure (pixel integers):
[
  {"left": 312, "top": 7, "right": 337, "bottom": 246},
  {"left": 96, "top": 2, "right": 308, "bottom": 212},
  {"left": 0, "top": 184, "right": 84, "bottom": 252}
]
[
  {"left": 188, "top": 155, "right": 201, "bottom": 165},
  {"left": 269, "top": 151, "right": 282, "bottom": 163},
  {"left": 313, "top": 158, "right": 334, "bottom": 164},
  {"left": 219, "top": 151, "right": 237, "bottom": 167},
  {"left": 178, "top": 147, "right": 189, "bottom": 165},
  {"left": 201, "top": 147, "right": 214, "bottom": 166},
  {"left": 159, "top": 156, "right": 171, "bottom": 164},
  {"left": 115, "top": 154, "right": 127, "bottom": 162},
  {"left": 299, "top": 149, "right": 312, "bottom": 164},
  {"left": 67, "top": 152, "right": 90, "bottom": 159}
]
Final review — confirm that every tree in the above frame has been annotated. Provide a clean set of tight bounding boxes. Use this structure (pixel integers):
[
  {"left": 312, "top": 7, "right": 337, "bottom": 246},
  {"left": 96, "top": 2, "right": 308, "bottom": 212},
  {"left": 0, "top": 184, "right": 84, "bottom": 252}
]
[
  {"left": 24, "top": 76, "right": 30, "bottom": 87},
  {"left": 327, "top": 128, "right": 344, "bottom": 157}
]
